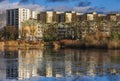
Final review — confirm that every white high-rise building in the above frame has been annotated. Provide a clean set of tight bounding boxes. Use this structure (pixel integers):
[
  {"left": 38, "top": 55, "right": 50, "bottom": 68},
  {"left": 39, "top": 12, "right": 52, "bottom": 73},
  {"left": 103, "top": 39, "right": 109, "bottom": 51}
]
[{"left": 6, "top": 8, "right": 37, "bottom": 38}]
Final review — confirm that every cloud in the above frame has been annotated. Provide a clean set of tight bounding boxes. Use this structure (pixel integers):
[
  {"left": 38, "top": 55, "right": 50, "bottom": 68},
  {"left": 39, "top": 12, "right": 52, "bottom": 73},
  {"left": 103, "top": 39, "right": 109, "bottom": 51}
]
[
  {"left": 73, "top": 6, "right": 91, "bottom": 12},
  {"left": 0, "top": 0, "right": 45, "bottom": 11},
  {"left": 46, "top": 0, "right": 80, "bottom": 2},
  {"left": 0, "top": 0, "right": 106, "bottom": 13},
  {"left": 23, "top": 4, "right": 45, "bottom": 11},
  {"left": 72, "top": 0, "right": 92, "bottom": 12},
  {"left": 87, "top": 7, "right": 106, "bottom": 12},
  {"left": 54, "top": 6, "right": 72, "bottom": 11},
  {"left": 19, "top": 0, "right": 37, "bottom": 4},
  {"left": 0, "top": 0, "right": 45, "bottom": 28},
  {"left": 18, "top": 0, "right": 78, "bottom": 4},
  {"left": 0, "top": 1, "right": 19, "bottom": 10},
  {"left": 20, "top": 0, "right": 29, "bottom": 3},
  {"left": 73, "top": 6, "right": 106, "bottom": 13},
  {"left": 19, "top": 0, "right": 29, "bottom": 4},
  {"left": 46, "top": 0, "right": 68, "bottom": 2},
  {"left": 77, "top": 1, "right": 91, "bottom": 7},
  {"left": 0, "top": 0, "right": 4, "bottom": 2}
]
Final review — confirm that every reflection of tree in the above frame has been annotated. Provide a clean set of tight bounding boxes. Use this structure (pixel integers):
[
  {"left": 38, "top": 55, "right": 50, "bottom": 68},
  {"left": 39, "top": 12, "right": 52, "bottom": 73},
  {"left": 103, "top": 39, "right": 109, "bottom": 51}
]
[
  {"left": 19, "top": 49, "right": 39, "bottom": 79},
  {"left": 4, "top": 50, "right": 18, "bottom": 79},
  {"left": 2, "top": 47, "right": 120, "bottom": 80}
]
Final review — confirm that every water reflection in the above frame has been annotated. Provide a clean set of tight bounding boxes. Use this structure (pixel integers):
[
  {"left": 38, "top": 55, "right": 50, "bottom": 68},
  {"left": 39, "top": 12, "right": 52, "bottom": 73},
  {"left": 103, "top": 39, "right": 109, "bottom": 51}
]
[{"left": 0, "top": 48, "right": 120, "bottom": 80}]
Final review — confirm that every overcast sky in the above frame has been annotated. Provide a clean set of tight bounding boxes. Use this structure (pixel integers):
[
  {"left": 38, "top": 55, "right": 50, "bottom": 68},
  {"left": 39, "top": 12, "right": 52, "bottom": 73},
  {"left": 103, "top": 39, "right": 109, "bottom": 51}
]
[{"left": 0, "top": 0, "right": 120, "bottom": 12}]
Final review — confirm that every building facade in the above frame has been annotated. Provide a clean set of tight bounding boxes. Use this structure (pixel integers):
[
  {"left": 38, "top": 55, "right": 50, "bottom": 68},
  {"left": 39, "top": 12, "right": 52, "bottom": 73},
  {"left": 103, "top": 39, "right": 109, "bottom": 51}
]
[
  {"left": 56, "top": 12, "right": 65, "bottom": 23},
  {"left": 6, "top": 8, "right": 37, "bottom": 39},
  {"left": 106, "top": 13, "right": 120, "bottom": 21},
  {"left": 37, "top": 12, "right": 46, "bottom": 23},
  {"left": 37, "top": 11, "right": 57, "bottom": 23}
]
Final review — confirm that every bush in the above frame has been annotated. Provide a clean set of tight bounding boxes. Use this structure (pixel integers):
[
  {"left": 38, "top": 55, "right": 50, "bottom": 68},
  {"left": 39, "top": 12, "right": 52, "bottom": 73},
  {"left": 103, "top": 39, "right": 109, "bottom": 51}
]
[{"left": 111, "top": 31, "right": 120, "bottom": 40}]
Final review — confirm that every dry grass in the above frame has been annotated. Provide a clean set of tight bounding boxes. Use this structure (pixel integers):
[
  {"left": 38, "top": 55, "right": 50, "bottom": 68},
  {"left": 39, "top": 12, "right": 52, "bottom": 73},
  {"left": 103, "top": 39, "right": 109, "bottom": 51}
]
[
  {"left": 5, "top": 40, "right": 18, "bottom": 47},
  {"left": 108, "top": 40, "right": 120, "bottom": 49},
  {"left": 1, "top": 39, "right": 120, "bottom": 49},
  {"left": 0, "top": 41, "right": 4, "bottom": 51},
  {"left": 3, "top": 40, "right": 44, "bottom": 49},
  {"left": 60, "top": 38, "right": 109, "bottom": 49},
  {"left": 60, "top": 39, "right": 85, "bottom": 48}
]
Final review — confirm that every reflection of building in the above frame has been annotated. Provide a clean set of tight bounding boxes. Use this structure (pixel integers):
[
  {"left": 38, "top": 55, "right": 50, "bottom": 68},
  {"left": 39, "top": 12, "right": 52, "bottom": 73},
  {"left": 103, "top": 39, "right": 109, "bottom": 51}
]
[
  {"left": 0, "top": 49, "right": 44, "bottom": 80},
  {"left": 64, "top": 49, "right": 73, "bottom": 76},
  {"left": 0, "top": 51, "right": 6, "bottom": 79},
  {"left": 4, "top": 50, "right": 18, "bottom": 79},
  {"left": 1, "top": 48, "right": 120, "bottom": 80},
  {"left": 18, "top": 50, "right": 43, "bottom": 80},
  {"left": 43, "top": 49, "right": 66, "bottom": 77},
  {"left": 46, "top": 57, "right": 53, "bottom": 77}
]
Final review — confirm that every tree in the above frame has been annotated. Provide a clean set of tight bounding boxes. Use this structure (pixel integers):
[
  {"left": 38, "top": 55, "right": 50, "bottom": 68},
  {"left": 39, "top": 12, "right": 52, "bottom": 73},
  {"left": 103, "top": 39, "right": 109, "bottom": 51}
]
[
  {"left": 29, "top": 20, "right": 37, "bottom": 41},
  {"left": 4, "top": 26, "right": 18, "bottom": 40},
  {"left": 43, "top": 23, "right": 58, "bottom": 41},
  {"left": 21, "top": 19, "right": 38, "bottom": 41},
  {"left": 20, "top": 21, "right": 30, "bottom": 40}
]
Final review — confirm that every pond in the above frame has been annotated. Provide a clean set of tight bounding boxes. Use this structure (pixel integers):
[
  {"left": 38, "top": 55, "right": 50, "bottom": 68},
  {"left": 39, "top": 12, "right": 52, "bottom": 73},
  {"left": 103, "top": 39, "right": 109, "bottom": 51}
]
[{"left": 0, "top": 48, "right": 120, "bottom": 81}]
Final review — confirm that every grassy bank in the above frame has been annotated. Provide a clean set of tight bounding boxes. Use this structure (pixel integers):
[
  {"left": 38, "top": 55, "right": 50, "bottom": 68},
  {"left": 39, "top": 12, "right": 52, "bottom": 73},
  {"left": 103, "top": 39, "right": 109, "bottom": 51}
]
[
  {"left": 1, "top": 39, "right": 120, "bottom": 50},
  {"left": 59, "top": 39, "right": 120, "bottom": 49},
  {"left": 0, "top": 40, "right": 44, "bottom": 49}
]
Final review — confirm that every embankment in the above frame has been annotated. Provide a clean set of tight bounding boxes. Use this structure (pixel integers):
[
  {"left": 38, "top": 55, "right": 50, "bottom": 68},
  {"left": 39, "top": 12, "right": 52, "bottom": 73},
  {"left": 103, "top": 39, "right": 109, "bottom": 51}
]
[{"left": 59, "top": 39, "right": 120, "bottom": 49}]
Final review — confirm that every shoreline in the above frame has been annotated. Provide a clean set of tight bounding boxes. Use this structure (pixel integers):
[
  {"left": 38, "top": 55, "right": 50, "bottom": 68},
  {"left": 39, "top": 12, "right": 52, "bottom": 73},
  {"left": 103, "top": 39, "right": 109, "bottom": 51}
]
[
  {"left": 59, "top": 39, "right": 120, "bottom": 50},
  {"left": 0, "top": 40, "right": 120, "bottom": 50}
]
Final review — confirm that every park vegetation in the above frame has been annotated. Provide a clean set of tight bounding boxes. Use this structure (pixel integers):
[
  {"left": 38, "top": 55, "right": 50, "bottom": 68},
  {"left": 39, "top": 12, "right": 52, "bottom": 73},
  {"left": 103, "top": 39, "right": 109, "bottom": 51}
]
[{"left": 0, "top": 18, "right": 120, "bottom": 49}]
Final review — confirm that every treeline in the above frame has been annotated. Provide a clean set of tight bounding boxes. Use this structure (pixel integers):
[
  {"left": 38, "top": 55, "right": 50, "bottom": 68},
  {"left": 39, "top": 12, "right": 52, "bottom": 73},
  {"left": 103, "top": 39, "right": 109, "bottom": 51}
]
[{"left": 0, "top": 19, "right": 120, "bottom": 42}]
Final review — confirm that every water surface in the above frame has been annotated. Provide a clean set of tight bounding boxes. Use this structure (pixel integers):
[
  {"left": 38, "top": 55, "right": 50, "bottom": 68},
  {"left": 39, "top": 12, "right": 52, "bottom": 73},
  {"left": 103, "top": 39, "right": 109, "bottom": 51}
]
[{"left": 0, "top": 48, "right": 120, "bottom": 81}]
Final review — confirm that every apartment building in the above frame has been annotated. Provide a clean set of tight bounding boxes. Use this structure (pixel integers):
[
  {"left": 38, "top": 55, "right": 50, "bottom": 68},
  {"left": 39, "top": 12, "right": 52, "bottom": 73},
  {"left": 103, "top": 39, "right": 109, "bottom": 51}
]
[
  {"left": 97, "top": 14, "right": 106, "bottom": 21},
  {"left": 6, "top": 8, "right": 37, "bottom": 38},
  {"left": 106, "top": 13, "right": 120, "bottom": 21},
  {"left": 72, "top": 11, "right": 77, "bottom": 22},
  {"left": 56, "top": 11, "right": 65, "bottom": 23},
  {"left": 37, "top": 12, "right": 46, "bottom": 23},
  {"left": 57, "top": 24, "right": 67, "bottom": 39},
  {"left": 37, "top": 11, "right": 56, "bottom": 23},
  {"left": 46, "top": 11, "right": 56, "bottom": 23},
  {"left": 37, "top": 11, "right": 81, "bottom": 23},
  {"left": 65, "top": 12, "right": 72, "bottom": 23},
  {"left": 85, "top": 12, "right": 97, "bottom": 21},
  {"left": 65, "top": 11, "right": 77, "bottom": 23},
  {"left": 76, "top": 13, "right": 84, "bottom": 22}
]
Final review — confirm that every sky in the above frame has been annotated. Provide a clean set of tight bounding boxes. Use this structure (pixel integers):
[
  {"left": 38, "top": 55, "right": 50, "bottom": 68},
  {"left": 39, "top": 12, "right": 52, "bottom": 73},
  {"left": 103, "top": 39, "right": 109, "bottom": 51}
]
[{"left": 0, "top": 0, "right": 120, "bottom": 12}]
